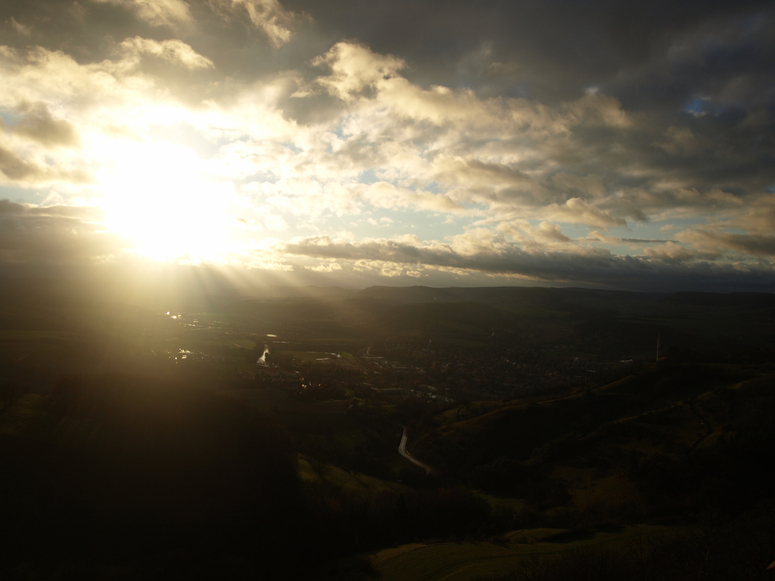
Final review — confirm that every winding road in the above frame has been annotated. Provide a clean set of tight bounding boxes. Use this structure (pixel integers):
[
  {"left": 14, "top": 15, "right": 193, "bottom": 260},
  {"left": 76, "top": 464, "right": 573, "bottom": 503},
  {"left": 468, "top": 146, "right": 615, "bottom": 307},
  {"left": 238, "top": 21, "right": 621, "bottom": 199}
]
[{"left": 398, "top": 425, "right": 435, "bottom": 475}]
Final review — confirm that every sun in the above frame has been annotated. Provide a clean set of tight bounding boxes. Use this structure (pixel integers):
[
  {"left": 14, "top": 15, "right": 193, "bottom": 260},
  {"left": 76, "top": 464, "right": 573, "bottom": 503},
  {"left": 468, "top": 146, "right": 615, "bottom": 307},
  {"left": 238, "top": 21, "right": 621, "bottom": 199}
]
[{"left": 102, "top": 142, "right": 236, "bottom": 262}]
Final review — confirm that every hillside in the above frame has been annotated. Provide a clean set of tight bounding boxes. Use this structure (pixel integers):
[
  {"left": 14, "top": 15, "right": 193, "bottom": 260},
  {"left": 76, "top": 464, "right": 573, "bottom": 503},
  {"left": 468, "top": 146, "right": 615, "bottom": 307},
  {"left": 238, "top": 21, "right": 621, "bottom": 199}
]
[
  {"left": 411, "top": 362, "right": 775, "bottom": 521},
  {"left": 2, "top": 281, "right": 775, "bottom": 580}
]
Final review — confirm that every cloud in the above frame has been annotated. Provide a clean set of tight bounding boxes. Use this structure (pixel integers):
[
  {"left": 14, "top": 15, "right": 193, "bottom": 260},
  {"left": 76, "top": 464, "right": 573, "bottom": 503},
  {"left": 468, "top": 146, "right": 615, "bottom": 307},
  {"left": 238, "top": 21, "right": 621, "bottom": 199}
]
[
  {"left": 4, "top": 101, "right": 79, "bottom": 147},
  {"left": 118, "top": 37, "right": 214, "bottom": 70},
  {"left": 280, "top": 232, "right": 775, "bottom": 291},
  {"left": 584, "top": 230, "right": 674, "bottom": 246},
  {"left": 264, "top": 213, "right": 288, "bottom": 230},
  {"left": 0, "top": 141, "right": 90, "bottom": 184},
  {"left": 643, "top": 241, "right": 713, "bottom": 263},
  {"left": 654, "top": 126, "right": 700, "bottom": 155},
  {"left": 93, "top": 0, "right": 193, "bottom": 28},
  {"left": 551, "top": 172, "right": 607, "bottom": 199},
  {"left": 0, "top": 199, "right": 28, "bottom": 214},
  {"left": 0, "top": 200, "right": 124, "bottom": 264},
  {"left": 604, "top": 187, "right": 745, "bottom": 222},
  {"left": 210, "top": 0, "right": 298, "bottom": 47},
  {"left": 496, "top": 219, "right": 572, "bottom": 250},
  {"left": 0, "top": 200, "right": 104, "bottom": 221},
  {"left": 544, "top": 197, "right": 626, "bottom": 229},
  {"left": 308, "top": 261, "right": 342, "bottom": 273},
  {"left": 9, "top": 17, "right": 32, "bottom": 36},
  {"left": 567, "top": 94, "right": 631, "bottom": 128},
  {"left": 676, "top": 228, "right": 775, "bottom": 257},
  {"left": 432, "top": 156, "right": 532, "bottom": 190},
  {"left": 360, "top": 181, "right": 466, "bottom": 214},
  {"left": 312, "top": 41, "right": 569, "bottom": 136},
  {"left": 0, "top": 41, "right": 218, "bottom": 191},
  {"left": 731, "top": 202, "right": 775, "bottom": 234},
  {"left": 314, "top": 41, "right": 406, "bottom": 102},
  {"left": 0, "top": 145, "right": 37, "bottom": 180},
  {"left": 0, "top": 45, "right": 147, "bottom": 112},
  {"left": 0, "top": 2, "right": 773, "bottom": 291}
]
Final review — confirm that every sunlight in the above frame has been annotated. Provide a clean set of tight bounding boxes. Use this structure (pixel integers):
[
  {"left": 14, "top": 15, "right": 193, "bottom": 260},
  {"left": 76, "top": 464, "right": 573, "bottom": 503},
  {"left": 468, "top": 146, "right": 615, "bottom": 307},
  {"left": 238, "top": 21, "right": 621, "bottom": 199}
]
[{"left": 102, "top": 141, "right": 235, "bottom": 262}]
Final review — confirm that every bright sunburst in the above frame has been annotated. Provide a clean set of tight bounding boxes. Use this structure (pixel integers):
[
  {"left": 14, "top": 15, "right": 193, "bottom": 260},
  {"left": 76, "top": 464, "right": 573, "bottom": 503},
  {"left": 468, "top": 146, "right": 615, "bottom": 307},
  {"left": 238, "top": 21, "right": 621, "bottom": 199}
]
[{"left": 102, "top": 142, "right": 235, "bottom": 262}]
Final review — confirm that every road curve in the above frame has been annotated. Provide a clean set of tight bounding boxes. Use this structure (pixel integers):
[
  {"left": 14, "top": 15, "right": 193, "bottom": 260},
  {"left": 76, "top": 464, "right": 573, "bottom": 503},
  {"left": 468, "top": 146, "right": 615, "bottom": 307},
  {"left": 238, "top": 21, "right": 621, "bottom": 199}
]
[{"left": 398, "top": 425, "right": 434, "bottom": 475}]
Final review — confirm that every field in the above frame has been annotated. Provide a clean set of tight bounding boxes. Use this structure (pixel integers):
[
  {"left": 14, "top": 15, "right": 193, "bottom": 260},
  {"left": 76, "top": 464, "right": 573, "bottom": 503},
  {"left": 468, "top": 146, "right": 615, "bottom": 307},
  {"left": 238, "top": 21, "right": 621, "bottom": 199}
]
[{"left": 300, "top": 525, "right": 689, "bottom": 581}]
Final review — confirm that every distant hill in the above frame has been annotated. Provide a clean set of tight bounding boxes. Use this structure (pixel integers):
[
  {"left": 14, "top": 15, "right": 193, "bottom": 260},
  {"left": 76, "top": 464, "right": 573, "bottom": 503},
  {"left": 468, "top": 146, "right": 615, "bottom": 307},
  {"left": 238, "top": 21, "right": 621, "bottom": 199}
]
[
  {"left": 355, "top": 285, "right": 667, "bottom": 314},
  {"left": 354, "top": 285, "right": 464, "bottom": 304},
  {"left": 659, "top": 291, "right": 775, "bottom": 308},
  {"left": 257, "top": 285, "right": 355, "bottom": 300},
  {"left": 378, "top": 301, "right": 522, "bottom": 335}
]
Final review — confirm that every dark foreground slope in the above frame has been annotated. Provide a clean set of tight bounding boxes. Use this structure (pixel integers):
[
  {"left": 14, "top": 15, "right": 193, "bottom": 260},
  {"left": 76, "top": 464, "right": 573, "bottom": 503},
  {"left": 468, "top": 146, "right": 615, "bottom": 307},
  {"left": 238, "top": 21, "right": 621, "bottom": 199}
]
[{"left": 1, "top": 375, "right": 307, "bottom": 580}]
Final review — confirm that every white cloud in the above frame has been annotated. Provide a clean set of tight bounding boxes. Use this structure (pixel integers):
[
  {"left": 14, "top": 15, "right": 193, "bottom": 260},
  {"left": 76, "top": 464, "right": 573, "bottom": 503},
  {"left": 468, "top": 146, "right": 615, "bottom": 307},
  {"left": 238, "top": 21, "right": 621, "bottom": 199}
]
[
  {"left": 360, "top": 181, "right": 466, "bottom": 214},
  {"left": 544, "top": 197, "right": 626, "bottom": 229},
  {"left": 264, "top": 213, "right": 288, "bottom": 231},
  {"left": 314, "top": 42, "right": 406, "bottom": 102},
  {"left": 118, "top": 37, "right": 214, "bottom": 70},
  {"left": 644, "top": 241, "right": 702, "bottom": 263},
  {"left": 308, "top": 261, "right": 342, "bottom": 273}
]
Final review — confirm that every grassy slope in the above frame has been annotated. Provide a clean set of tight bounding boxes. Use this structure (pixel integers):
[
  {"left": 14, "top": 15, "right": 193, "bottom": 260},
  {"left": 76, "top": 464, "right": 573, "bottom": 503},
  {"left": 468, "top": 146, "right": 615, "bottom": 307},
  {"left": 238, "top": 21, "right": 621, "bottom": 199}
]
[
  {"left": 415, "top": 363, "right": 755, "bottom": 465},
  {"left": 297, "top": 363, "right": 775, "bottom": 579},
  {"left": 300, "top": 525, "right": 685, "bottom": 581},
  {"left": 298, "top": 454, "right": 409, "bottom": 494},
  {"left": 413, "top": 363, "right": 772, "bottom": 520}
]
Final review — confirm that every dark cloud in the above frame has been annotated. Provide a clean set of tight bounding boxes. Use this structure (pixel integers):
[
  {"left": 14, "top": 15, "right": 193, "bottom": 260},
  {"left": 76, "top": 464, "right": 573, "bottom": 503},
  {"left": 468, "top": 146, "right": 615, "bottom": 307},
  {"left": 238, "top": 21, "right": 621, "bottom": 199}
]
[
  {"left": 282, "top": 0, "right": 773, "bottom": 99},
  {"left": 0, "top": 199, "right": 25, "bottom": 214},
  {"left": 678, "top": 228, "right": 775, "bottom": 257},
  {"left": 0, "top": 145, "right": 91, "bottom": 184},
  {"left": 0, "top": 200, "right": 121, "bottom": 264},
  {"left": 281, "top": 234, "right": 775, "bottom": 292},
  {"left": 6, "top": 101, "right": 79, "bottom": 147},
  {"left": 0, "top": 146, "right": 36, "bottom": 179}
]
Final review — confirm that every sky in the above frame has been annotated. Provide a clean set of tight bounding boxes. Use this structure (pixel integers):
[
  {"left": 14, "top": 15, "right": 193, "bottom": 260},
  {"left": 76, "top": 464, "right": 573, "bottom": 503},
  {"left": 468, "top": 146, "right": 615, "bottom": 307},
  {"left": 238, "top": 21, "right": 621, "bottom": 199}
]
[{"left": 1, "top": 0, "right": 774, "bottom": 292}]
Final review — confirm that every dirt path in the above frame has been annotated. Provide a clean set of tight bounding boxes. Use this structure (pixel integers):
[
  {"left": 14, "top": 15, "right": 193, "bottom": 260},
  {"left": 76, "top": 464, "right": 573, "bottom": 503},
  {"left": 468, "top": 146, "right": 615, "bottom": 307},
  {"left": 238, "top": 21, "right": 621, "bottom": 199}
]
[{"left": 399, "top": 425, "right": 435, "bottom": 475}]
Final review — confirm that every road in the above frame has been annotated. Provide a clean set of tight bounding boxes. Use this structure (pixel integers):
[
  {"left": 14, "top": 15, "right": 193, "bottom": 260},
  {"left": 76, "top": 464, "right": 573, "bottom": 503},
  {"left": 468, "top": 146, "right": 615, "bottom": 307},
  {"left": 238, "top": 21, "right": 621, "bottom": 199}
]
[{"left": 398, "top": 425, "right": 434, "bottom": 475}]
